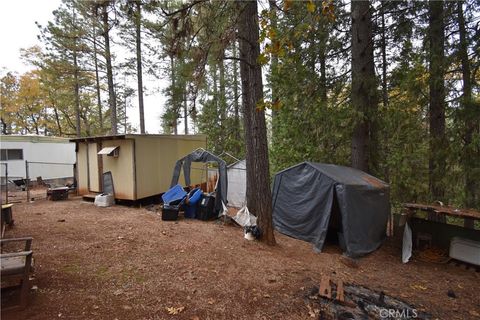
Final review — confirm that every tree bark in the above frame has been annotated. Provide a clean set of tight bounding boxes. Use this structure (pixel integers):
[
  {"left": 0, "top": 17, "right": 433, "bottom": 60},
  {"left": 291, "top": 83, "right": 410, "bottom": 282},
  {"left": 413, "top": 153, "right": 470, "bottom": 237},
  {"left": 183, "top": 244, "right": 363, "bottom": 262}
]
[
  {"left": 380, "top": 2, "right": 388, "bottom": 109},
  {"left": 457, "top": 1, "right": 477, "bottom": 216},
  {"left": 269, "top": 0, "right": 279, "bottom": 141},
  {"left": 170, "top": 54, "right": 178, "bottom": 135},
  {"left": 232, "top": 41, "right": 241, "bottom": 154},
  {"left": 350, "top": 0, "right": 377, "bottom": 173},
  {"left": 135, "top": 0, "right": 145, "bottom": 134},
  {"left": 238, "top": 0, "right": 275, "bottom": 245},
  {"left": 219, "top": 55, "right": 227, "bottom": 152},
  {"left": 428, "top": 0, "right": 446, "bottom": 203},
  {"left": 72, "top": 8, "right": 81, "bottom": 137},
  {"left": 318, "top": 17, "right": 327, "bottom": 104},
  {"left": 102, "top": 1, "right": 117, "bottom": 135},
  {"left": 92, "top": 14, "right": 103, "bottom": 133}
]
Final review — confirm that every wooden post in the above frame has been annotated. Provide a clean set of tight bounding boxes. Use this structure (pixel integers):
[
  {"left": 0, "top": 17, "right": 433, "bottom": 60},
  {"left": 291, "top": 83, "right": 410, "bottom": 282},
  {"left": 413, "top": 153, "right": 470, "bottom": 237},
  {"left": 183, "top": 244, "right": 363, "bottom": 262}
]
[
  {"left": 25, "top": 160, "right": 30, "bottom": 202},
  {"left": 5, "top": 163, "right": 8, "bottom": 204}
]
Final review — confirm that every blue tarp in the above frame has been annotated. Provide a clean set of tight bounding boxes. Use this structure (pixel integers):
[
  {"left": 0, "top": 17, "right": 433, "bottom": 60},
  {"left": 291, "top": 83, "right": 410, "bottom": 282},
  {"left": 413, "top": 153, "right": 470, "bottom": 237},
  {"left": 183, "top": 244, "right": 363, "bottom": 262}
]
[{"left": 162, "top": 184, "right": 187, "bottom": 204}]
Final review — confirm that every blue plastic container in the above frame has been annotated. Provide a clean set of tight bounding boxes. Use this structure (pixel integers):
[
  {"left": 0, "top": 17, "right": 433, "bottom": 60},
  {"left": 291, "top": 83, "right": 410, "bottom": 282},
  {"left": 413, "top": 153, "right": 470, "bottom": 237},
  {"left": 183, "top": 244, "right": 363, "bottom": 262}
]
[
  {"left": 162, "top": 184, "right": 187, "bottom": 204},
  {"left": 184, "top": 188, "right": 203, "bottom": 218}
]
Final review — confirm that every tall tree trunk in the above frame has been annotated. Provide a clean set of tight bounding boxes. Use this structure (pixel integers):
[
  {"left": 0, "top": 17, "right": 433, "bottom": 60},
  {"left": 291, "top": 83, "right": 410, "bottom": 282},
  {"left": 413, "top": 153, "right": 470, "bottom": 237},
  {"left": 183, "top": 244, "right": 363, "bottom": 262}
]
[
  {"left": 269, "top": 0, "right": 279, "bottom": 141},
  {"left": 232, "top": 41, "right": 241, "bottom": 154},
  {"left": 170, "top": 54, "right": 178, "bottom": 135},
  {"left": 135, "top": 0, "right": 145, "bottom": 134},
  {"left": 92, "top": 15, "right": 103, "bottom": 133},
  {"left": 0, "top": 118, "right": 7, "bottom": 135},
  {"left": 457, "top": 1, "right": 477, "bottom": 215},
  {"left": 318, "top": 17, "right": 327, "bottom": 104},
  {"left": 351, "top": 0, "right": 377, "bottom": 173},
  {"left": 102, "top": 1, "right": 117, "bottom": 135},
  {"left": 183, "top": 89, "right": 188, "bottom": 134},
  {"left": 52, "top": 105, "right": 63, "bottom": 136},
  {"left": 428, "top": 0, "right": 446, "bottom": 203},
  {"left": 73, "top": 8, "right": 81, "bottom": 137},
  {"left": 238, "top": 0, "right": 275, "bottom": 245},
  {"left": 380, "top": 2, "right": 388, "bottom": 109},
  {"left": 219, "top": 56, "right": 227, "bottom": 152},
  {"left": 380, "top": 1, "right": 390, "bottom": 183}
]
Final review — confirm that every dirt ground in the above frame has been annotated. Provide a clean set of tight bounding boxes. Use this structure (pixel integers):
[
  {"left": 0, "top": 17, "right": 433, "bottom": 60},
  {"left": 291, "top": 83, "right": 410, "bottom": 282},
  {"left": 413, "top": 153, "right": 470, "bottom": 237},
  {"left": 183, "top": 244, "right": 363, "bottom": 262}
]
[{"left": 1, "top": 196, "right": 479, "bottom": 320}]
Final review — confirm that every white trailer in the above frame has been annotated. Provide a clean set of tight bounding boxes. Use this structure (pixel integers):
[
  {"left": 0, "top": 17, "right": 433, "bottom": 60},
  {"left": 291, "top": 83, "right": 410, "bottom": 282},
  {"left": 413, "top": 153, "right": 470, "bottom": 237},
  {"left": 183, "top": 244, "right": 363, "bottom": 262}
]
[{"left": 0, "top": 135, "right": 75, "bottom": 183}]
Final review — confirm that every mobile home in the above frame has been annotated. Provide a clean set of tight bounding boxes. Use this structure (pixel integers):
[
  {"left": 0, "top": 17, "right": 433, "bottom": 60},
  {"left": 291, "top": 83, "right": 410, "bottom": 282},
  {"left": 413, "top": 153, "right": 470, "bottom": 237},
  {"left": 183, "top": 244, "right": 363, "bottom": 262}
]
[{"left": 0, "top": 135, "right": 75, "bottom": 183}]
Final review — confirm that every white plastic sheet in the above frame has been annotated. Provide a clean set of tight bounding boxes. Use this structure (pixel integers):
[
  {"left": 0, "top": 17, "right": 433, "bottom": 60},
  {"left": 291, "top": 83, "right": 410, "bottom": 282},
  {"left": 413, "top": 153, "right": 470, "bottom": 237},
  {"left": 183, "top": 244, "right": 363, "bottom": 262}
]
[
  {"left": 402, "top": 222, "right": 412, "bottom": 263},
  {"left": 218, "top": 201, "right": 229, "bottom": 218},
  {"left": 232, "top": 206, "right": 257, "bottom": 227}
]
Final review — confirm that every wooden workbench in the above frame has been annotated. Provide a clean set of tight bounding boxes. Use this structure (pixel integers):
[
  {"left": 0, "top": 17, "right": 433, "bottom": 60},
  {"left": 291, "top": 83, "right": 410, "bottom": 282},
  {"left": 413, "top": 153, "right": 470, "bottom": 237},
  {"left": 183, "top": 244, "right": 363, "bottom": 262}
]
[{"left": 404, "top": 203, "right": 480, "bottom": 229}]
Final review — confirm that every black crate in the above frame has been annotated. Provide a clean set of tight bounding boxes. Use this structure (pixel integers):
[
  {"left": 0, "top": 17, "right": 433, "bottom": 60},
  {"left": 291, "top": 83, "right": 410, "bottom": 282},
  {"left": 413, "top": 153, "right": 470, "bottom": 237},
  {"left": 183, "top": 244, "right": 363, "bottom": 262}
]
[
  {"left": 162, "top": 204, "right": 180, "bottom": 221},
  {"left": 197, "top": 195, "right": 216, "bottom": 221},
  {"left": 49, "top": 188, "right": 69, "bottom": 201}
]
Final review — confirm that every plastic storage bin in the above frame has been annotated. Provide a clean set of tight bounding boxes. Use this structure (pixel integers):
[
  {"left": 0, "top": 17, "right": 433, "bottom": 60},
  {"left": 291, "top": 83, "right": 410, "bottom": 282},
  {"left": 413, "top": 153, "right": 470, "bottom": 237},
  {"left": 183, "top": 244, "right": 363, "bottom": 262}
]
[
  {"left": 162, "top": 203, "right": 181, "bottom": 221},
  {"left": 197, "top": 194, "right": 216, "bottom": 221},
  {"left": 449, "top": 237, "right": 480, "bottom": 266},
  {"left": 94, "top": 193, "right": 115, "bottom": 207},
  {"left": 184, "top": 188, "right": 202, "bottom": 219}
]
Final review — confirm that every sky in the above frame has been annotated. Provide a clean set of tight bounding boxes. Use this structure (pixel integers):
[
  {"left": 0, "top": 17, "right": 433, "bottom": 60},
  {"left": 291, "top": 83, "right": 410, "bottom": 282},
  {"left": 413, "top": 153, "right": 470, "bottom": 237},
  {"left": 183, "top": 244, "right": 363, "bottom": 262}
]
[{"left": 0, "top": 0, "right": 167, "bottom": 134}]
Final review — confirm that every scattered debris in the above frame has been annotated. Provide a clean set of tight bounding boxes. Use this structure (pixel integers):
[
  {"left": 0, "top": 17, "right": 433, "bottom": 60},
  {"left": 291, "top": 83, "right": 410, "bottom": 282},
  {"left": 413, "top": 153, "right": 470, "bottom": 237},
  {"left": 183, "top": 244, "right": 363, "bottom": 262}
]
[
  {"left": 447, "top": 289, "right": 456, "bottom": 299},
  {"left": 166, "top": 306, "right": 185, "bottom": 315},
  {"left": 305, "top": 277, "right": 432, "bottom": 319},
  {"left": 113, "top": 289, "right": 123, "bottom": 296}
]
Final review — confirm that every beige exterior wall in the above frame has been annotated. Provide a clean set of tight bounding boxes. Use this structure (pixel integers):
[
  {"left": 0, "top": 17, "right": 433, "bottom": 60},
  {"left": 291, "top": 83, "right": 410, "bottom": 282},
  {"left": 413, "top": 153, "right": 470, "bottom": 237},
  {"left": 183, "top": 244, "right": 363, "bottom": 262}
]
[
  {"left": 101, "top": 139, "right": 135, "bottom": 200},
  {"left": 87, "top": 143, "right": 101, "bottom": 192},
  {"left": 76, "top": 143, "right": 89, "bottom": 195},
  {"left": 134, "top": 135, "right": 207, "bottom": 199}
]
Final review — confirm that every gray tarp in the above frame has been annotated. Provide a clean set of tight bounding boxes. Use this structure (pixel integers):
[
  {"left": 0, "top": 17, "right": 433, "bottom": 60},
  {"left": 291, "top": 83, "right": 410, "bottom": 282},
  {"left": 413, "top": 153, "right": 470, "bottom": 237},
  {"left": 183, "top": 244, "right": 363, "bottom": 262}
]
[
  {"left": 272, "top": 162, "right": 390, "bottom": 257},
  {"left": 170, "top": 149, "right": 227, "bottom": 212}
]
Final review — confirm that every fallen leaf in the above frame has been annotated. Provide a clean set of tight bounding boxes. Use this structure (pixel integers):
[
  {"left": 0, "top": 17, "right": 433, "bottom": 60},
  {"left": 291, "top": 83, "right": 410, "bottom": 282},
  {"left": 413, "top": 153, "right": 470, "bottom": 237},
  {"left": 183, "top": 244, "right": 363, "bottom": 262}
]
[
  {"left": 307, "top": 304, "right": 319, "bottom": 318},
  {"left": 469, "top": 310, "right": 480, "bottom": 317},
  {"left": 207, "top": 299, "right": 215, "bottom": 305},
  {"left": 410, "top": 284, "right": 427, "bottom": 291},
  {"left": 166, "top": 306, "right": 185, "bottom": 315}
]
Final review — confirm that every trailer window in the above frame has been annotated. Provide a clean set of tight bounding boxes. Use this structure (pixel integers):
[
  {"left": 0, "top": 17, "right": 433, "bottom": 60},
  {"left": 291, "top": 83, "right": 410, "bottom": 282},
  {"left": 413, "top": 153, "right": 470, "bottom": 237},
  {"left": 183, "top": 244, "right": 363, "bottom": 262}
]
[{"left": 0, "top": 149, "right": 23, "bottom": 160}]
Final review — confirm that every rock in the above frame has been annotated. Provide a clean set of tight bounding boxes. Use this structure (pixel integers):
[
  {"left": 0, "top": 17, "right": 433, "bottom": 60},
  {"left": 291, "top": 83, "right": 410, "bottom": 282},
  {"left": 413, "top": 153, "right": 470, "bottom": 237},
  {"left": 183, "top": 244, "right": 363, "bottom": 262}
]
[
  {"left": 57, "top": 219, "right": 65, "bottom": 222},
  {"left": 447, "top": 289, "right": 456, "bottom": 298}
]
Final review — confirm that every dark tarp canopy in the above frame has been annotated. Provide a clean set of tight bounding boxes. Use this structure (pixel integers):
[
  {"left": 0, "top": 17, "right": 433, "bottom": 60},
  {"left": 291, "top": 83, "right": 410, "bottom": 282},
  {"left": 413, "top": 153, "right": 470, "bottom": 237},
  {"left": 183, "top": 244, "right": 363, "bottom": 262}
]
[
  {"left": 272, "top": 162, "right": 390, "bottom": 257},
  {"left": 170, "top": 149, "right": 227, "bottom": 212}
]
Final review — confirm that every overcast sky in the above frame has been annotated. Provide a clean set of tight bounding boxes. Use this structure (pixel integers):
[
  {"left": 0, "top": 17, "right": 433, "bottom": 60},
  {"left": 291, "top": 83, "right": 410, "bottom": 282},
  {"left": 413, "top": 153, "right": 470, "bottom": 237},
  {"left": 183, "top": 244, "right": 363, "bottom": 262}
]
[{"left": 0, "top": 0, "right": 166, "bottom": 134}]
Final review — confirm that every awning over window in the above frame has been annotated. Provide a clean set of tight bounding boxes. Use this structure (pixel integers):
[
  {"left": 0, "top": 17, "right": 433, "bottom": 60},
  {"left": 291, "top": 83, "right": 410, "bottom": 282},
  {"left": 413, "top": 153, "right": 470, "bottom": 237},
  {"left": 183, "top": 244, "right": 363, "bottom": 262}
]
[{"left": 98, "top": 146, "right": 119, "bottom": 156}]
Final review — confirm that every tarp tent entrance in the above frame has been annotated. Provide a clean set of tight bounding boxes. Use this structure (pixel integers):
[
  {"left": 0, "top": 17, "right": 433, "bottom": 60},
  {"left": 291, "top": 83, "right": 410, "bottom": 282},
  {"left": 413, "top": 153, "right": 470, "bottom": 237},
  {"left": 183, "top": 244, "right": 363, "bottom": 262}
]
[
  {"left": 272, "top": 162, "right": 390, "bottom": 257},
  {"left": 170, "top": 149, "right": 227, "bottom": 212}
]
